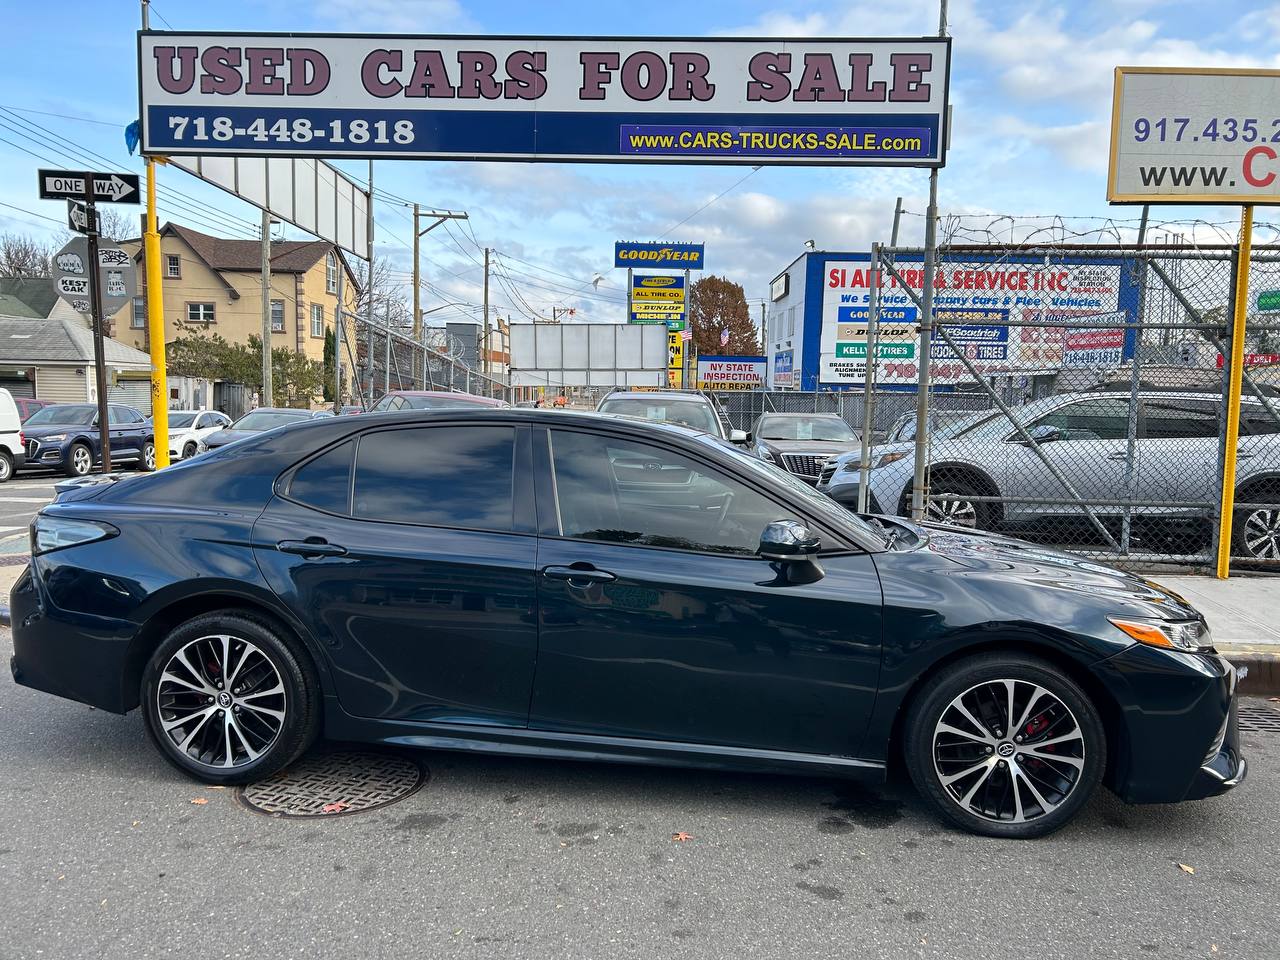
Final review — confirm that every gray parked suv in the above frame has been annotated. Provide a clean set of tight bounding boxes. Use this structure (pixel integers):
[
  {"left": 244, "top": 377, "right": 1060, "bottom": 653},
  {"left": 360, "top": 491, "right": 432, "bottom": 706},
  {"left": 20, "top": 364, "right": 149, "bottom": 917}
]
[
  {"left": 817, "top": 391, "right": 1280, "bottom": 560},
  {"left": 748, "top": 412, "right": 860, "bottom": 484}
]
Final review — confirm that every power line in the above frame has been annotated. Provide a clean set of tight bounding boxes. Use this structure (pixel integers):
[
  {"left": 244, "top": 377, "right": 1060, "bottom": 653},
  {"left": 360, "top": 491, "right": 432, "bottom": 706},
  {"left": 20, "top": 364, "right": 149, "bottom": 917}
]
[
  {"left": 0, "top": 104, "right": 126, "bottom": 128},
  {"left": 658, "top": 166, "right": 760, "bottom": 239},
  {"left": 0, "top": 199, "right": 63, "bottom": 226}
]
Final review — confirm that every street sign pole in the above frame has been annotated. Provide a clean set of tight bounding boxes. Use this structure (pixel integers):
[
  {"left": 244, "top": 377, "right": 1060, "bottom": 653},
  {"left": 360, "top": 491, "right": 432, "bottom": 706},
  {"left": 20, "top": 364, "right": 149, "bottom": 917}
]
[{"left": 82, "top": 178, "right": 112, "bottom": 472}]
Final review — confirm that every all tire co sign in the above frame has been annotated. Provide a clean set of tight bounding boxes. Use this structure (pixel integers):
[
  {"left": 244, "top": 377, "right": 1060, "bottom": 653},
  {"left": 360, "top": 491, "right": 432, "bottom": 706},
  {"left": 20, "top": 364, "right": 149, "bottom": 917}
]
[{"left": 138, "top": 33, "right": 950, "bottom": 166}]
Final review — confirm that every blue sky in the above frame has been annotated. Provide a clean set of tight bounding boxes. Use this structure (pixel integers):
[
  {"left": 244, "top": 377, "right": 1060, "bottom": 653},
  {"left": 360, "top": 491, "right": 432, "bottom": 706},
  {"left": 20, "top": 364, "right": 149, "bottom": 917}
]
[{"left": 2, "top": 0, "right": 1277, "bottom": 327}]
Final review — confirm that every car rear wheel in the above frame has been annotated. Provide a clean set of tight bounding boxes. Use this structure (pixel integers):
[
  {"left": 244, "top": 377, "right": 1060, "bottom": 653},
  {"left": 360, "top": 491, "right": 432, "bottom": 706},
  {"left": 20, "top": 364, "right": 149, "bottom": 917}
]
[
  {"left": 0, "top": 450, "right": 11, "bottom": 483},
  {"left": 904, "top": 654, "right": 1105, "bottom": 838},
  {"left": 136, "top": 440, "right": 156, "bottom": 472},
  {"left": 1233, "top": 481, "right": 1280, "bottom": 561},
  {"left": 141, "top": 611, "right": 320, "bottom": 785},
  {"left": 66, "top": 442, "right": 92, "bottom": 477}
]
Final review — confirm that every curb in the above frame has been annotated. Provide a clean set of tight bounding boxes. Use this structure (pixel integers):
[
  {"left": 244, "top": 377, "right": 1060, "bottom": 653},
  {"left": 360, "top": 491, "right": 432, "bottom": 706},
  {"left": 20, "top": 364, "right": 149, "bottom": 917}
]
[{"left": 1218, "top": 644, "right": 1280, "bottom": 697}]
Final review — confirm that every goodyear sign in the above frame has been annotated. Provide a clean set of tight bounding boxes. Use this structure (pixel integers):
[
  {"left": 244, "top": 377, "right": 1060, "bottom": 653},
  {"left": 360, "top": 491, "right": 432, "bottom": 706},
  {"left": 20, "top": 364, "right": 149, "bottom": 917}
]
[{"left": 615, "top": 242, "right": 705, "bottom": 269}]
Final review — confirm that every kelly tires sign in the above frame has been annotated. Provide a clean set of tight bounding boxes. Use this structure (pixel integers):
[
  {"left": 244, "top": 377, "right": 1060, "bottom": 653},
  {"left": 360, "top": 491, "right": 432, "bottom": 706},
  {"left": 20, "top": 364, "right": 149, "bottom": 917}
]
[
  {"left": 139, "top": 34, "right": 950, "bottom": 166},
  {"left": 1108, "top": 67, "right": 1280, "bottom": 204}
]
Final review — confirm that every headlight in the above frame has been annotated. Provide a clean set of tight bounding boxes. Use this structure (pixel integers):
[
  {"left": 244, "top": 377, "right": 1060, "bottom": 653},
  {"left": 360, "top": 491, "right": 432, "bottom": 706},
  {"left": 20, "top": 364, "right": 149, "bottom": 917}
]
[
  {"left": 31, "top": 516, "right": 118, "bottom": 556},
  {"left": 40, "top": 434, "right": 66, "bottom": 443},
  {"left": 1109, "top": 617, "right": 1215, "bottom": 654},
  {"left": 196, "top": 440, "right": 209, "bottom": 453},
  {"left": 874, "top": 451, "right": 910, "bottom": 469}
]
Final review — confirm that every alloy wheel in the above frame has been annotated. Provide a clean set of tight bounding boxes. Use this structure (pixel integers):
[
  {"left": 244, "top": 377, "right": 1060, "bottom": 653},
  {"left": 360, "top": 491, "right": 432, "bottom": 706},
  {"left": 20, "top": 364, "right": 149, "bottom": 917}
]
[
  {"left": 71, "top": 446, "right": 92, "bottom": 475},
  {"left": 932, "top": 679, "right": 1085, "bottom": 824},
  {"left": 156, "top": 634, "right": 287, "bottom": 769},
  {"left": 144, "top": 443, "right": 156, "bottom": 470},
  {"left": 1241, "top": 508, "right": 1280, "bottom": 560},
  {"left": 0, "top": 455, "right": 10, "bottom": 481},
  {"left": 926, "top": 491, "right": 978, "bottom": 528}
]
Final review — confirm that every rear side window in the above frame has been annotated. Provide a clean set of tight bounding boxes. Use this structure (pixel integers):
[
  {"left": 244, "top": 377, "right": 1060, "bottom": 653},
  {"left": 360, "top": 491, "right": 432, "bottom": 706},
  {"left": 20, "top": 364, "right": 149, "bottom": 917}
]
[
  {"left": 353, "top": 426, "right": 515, "bottom": 531},
  {"left": 288, "top": 441, "right": 354, "bottom": 514},
  {"left": 1141, "top": 398, "right": 1218, "bottom": 439}
]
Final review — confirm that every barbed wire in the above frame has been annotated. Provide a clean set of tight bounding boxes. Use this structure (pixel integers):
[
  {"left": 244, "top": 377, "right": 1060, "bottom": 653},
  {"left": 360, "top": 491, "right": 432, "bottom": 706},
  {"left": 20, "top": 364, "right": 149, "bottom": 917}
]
[{"left": 894, "top": 211, "right": 1280, "bottom": 249}]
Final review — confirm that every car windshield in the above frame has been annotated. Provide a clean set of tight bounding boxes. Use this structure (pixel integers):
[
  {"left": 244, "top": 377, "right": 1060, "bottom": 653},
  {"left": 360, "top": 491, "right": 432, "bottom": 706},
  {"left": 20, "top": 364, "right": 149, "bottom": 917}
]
[
  {"left": 232, "top": 410, "right": 310, "bottom": 431},
  {"left": 403, "top": 395, "right": 487, "bottom": 410},
  {"left": 25, "top": 405, "right": 96, "bottom": 426},
  {"left": 167, "top": 413, "right": 198, "bottom": 428},
  {"left": 758, "top": 416, "right": 856, "bottom": 441},
  {"left": 697, "top": 435, "right": 888, "bottom": 548},
  {"left": 598, "top": 398, "right": 720, "bottom": 435}
]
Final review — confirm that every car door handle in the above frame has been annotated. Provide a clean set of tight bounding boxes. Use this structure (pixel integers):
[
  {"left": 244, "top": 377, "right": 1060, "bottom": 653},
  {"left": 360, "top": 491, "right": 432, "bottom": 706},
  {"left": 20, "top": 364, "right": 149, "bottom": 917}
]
[
  {"left": 541, "top": 565, "right": 617, "bottom": 585},
  {"left": 1106, "top": 451, "right": 1131, "bottom": 461},
  {"left": 277, "top": 538, "right": 348, "bottom": 558}
]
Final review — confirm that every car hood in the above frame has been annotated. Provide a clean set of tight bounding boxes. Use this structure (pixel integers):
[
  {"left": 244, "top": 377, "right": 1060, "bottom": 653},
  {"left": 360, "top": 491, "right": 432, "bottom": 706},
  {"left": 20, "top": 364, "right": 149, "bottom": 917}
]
[
  {"left": 760, "top": 439, "right": 860, "bottom": 457},
  {"left": 23, "top": 423, "right": 93, "bottom": 439},
  {"left": 829, "top": 440, "right": 911, "bottom": 467},
  {"left": 204, "top": 428, "right": 257, "bottom": 447},
  {"left": 902, "top": 520, "right": 1200, "bottom": 621}
]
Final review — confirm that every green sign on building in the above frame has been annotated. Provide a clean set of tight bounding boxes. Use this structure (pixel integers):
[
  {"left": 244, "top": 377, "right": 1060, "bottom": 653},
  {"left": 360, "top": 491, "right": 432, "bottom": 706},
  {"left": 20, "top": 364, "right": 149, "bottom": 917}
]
[{"left": 1257, "top": 289, "right": 1280, "bottom": 312}]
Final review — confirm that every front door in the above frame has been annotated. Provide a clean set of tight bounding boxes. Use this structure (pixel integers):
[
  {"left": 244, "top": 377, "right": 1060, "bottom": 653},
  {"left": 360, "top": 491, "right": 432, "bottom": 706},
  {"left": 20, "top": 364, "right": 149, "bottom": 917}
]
[
  {"left": 529, "top": 426, "right": 883, "bottom": 758},
  {"left": 253, "top": 422, "right": 540, "bottom": 726}
]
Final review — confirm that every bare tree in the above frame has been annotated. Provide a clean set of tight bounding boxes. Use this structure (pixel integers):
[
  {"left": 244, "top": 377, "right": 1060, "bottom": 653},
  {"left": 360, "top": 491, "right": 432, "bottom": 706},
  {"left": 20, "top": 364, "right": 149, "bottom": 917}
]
[
  {"left": 0, "top": 233, "right": 57, "bottom": 277},
  {"left": 94, "top": 207, "right": 136, "bottom": 242},
  {"left": 350, "top": 256, "right": 411, "bottom": 329}
]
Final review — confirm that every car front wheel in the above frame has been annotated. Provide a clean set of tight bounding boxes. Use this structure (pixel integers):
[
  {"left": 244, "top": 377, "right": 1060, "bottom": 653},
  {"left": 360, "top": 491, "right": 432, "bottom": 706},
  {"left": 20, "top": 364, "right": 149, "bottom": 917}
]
[
  {"left": 183, "top": 441, "right": 197, "bottom": 460},
  {"left": 904, "top": 653, "right": 1105, "bottom": 838},
  {"left": 141, "top": 611, "right": 320, "bottom": 784},
  {"left": 66, "top": 442, "right": 92, "bottom": 477},
  {"left": 0, "top": 450, "right": 11, "bottom": 482}
]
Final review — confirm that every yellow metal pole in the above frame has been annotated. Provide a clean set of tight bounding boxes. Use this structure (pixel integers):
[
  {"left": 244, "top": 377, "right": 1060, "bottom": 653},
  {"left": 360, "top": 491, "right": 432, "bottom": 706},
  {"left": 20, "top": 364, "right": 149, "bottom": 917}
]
[
  {"left": 1215, "top": 204, "right": 1254, "bottom": 578},
  {"left": 144, "top": 157, "right": 170, "bottom": 469}
]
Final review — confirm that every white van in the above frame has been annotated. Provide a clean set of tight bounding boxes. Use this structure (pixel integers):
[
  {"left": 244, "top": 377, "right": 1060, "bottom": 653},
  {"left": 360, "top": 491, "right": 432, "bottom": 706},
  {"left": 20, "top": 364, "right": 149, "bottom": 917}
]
[{"left": 0, "top": 388, "right": 24, "bottom": 483}]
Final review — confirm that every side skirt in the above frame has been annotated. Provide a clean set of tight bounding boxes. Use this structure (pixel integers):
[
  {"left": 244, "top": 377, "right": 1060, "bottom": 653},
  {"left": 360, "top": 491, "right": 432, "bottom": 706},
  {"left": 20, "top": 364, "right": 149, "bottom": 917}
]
[{"left": 324, "top": 701, "right": 886, "bottom": 782}]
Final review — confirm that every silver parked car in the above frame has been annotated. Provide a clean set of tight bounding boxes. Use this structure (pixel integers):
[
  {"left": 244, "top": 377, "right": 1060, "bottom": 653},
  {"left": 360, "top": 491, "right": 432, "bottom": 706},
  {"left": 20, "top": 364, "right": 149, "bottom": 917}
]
[
  {"left": 818, "top": 391, "right": 1280, "bottom": 560},
  {"left": 748, "top": 412, "right": 861, "bottom": 484}
]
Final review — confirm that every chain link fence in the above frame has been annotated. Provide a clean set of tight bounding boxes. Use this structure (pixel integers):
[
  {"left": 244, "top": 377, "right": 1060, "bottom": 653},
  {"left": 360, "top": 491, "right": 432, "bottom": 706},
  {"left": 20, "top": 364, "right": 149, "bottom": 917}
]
[{"left": 741, "top": 244, "right": 1280, "bottom": 572}]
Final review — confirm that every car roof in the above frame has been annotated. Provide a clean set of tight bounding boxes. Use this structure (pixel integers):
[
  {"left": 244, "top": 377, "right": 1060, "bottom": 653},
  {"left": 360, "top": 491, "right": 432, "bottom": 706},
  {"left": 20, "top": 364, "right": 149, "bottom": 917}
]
[{"left": 600, "top": 391, "right": 714, "bottom": 403}]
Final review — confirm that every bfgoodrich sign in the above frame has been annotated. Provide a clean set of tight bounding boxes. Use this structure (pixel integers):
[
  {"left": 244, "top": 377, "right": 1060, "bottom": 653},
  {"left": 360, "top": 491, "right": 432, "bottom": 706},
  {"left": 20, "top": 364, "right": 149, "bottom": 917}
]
[{"left": 139, "top": 34, "right": 950, "bottom": 165}]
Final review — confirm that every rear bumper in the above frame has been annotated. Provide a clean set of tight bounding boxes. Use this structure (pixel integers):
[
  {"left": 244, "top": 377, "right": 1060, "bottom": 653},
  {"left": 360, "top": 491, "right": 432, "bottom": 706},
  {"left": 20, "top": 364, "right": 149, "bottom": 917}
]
[{"left": 1091, "top": 642, "right": 1246, "bottom": 804}]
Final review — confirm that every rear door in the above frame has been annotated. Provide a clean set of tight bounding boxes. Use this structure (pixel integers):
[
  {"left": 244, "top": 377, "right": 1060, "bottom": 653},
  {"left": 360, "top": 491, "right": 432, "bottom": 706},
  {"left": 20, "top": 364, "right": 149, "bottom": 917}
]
[
  {"left": 253, "top": 421, "right": 540, "bottom": 726},
  {"left": 107, "top": 405, "right": 144, "bottom": 460}
]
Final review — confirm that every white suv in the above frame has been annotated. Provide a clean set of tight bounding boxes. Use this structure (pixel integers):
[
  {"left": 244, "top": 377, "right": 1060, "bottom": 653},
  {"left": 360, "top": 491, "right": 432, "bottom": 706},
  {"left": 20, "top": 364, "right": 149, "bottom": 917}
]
[{"left": 0, "top": 388, "right": 25, "bottom": 483}]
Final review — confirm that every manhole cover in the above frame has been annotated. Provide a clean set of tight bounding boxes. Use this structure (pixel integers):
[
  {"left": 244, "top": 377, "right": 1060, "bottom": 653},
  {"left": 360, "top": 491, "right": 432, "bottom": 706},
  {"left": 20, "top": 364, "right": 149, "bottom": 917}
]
[
  {"left": 237, "top": 750, "right": 427, "bottom": 818},
  {"left": 1237, "top": 700, "right": 1280, "bottom": 734}
]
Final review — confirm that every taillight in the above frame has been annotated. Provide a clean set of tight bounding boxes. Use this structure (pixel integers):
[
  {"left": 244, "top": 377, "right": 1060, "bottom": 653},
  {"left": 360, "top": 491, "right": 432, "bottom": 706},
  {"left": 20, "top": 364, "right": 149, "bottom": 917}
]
[{"left": 31, "top": 515, "right": 118, "bottom": 556}]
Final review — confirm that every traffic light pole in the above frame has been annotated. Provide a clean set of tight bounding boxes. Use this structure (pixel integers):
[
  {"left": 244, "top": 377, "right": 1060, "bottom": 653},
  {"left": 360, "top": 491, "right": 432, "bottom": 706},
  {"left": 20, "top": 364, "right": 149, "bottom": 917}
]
[{"left": 82, "top": 179, "right": 112, "bottom": 472}]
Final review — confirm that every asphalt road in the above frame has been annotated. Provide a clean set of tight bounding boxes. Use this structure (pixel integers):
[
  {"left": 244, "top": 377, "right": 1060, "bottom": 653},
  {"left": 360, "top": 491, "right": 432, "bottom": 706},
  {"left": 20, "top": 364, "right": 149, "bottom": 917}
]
[
  {"left": 0, "top": 625, "right": 1275, "bottom": 960},
  {"left": 0, "top": 475, "right": 58, "bottom": 553}
]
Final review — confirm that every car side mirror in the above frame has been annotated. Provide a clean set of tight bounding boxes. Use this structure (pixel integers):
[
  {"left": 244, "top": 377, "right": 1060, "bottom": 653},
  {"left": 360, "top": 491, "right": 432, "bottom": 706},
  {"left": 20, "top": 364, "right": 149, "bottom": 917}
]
[
  {"left": 729, "top": 429, "right": 749, "bottom": 443},
  {"left": 1025, "top": 424, "right": 1064, "bottom": 445},
  {"left": 758, "top": 520, "right": 821, "bottom": 561}
]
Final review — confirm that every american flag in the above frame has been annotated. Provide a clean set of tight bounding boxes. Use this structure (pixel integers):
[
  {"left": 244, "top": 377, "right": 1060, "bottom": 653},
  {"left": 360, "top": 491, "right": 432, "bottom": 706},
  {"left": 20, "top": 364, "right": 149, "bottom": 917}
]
[
  {"left": 720, "top": 328, "right": 730, "bottom": 346},
  {"left": 681, "top": 327, "right": 691, "bottom": 342}
]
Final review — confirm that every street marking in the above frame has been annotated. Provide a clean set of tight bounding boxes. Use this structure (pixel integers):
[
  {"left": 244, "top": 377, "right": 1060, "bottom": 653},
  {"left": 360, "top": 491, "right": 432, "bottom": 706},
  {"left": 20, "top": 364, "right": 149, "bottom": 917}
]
[{"left": 0, "top": 498, "right": 55, "bottom": 503}]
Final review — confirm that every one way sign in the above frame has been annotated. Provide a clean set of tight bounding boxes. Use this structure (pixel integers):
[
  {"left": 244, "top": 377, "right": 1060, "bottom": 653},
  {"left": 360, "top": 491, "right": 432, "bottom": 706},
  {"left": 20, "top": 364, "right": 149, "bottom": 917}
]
[{"left": 38, "top": 169, "right": 140, "bottom": 204}]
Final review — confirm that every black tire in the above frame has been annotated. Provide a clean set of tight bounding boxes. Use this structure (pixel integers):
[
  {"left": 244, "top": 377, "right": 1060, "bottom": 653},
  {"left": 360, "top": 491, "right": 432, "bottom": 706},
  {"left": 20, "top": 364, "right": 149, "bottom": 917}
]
[
  {"left": 925, "top": 477, "right": 992, "bottom": 530},
  {"left": 1232, "top": 480, "right": 1280, "bottom": 562},
  {"left": 136, "top": 440, "right": 156, "bottom": 472},
  {"left": 0, "top": 450, "right": 11, "bottom": 483},
  {"left": 140, "top": 610, "right": 320, "bottom": 785},
  {"left": 65, "top": 442, "right": 92, "bottom": 477},
  {"left": 904, "top": 653, "right": 1106, "bottom": 839},
  {"left": 182, "top": 441, "right": 198, "bottom": 460}
]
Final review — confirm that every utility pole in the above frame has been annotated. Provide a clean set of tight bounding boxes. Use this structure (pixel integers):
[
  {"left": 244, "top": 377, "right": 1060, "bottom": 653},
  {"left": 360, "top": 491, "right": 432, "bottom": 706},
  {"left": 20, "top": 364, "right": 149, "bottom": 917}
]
[
  {"left": 365, "top": 160, "right": 376, "bottom": 406},
  {"left": 483, "top": 247, "right": 490, "bottom": 378},
  {"left": 260, "top": 210, "right": 273, "bottom": 407},
  {"left": 333, "top": 262, "right": 345, "bottom": 411},
  {"left": 83, "top": 177, "right": 111, "bottom": 471},
  {"left": 411, "top": 204, "right": 468, "bottom": 341}
]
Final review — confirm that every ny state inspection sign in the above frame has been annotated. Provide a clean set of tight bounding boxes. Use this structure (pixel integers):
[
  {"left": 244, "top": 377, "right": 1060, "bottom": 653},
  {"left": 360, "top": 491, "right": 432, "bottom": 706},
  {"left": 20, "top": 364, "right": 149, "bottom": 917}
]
[{"left": 139, "top": 33, "right": 950, "bottom": 166}]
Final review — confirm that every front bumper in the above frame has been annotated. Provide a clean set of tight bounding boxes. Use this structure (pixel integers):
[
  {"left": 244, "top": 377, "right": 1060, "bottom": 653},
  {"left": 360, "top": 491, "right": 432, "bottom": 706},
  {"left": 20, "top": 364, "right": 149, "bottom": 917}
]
[
  {"left": 19, "top": 439, "right": 67, "bottom": 470},
  {"left": 1091, "top": 641, "right": 1246, "bottom": 804},
  {"left": 818, "top": 477, "right": 882, "bottom": 514}
]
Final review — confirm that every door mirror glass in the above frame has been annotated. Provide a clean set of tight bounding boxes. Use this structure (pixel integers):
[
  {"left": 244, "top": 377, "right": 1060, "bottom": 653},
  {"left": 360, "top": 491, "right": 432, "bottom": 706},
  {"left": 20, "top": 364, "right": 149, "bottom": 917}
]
[
  {"left": 729, "top": 429, "right": 748, "bottom": 444},
  {"left": 758, "top": 519, "right": 821, "bottom": 561}
]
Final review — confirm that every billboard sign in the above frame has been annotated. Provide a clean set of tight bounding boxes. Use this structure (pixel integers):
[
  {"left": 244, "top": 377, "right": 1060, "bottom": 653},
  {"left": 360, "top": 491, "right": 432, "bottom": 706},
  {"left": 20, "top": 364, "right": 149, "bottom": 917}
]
[
  {"left": 508, "top": 322, "right": 667, "bottom": 387},
  {"left": 139, "top": 34, "right": 950, "bottom": 166},
  {"left": 819, "top": 259, "right": 1129, "bottom": 386},
  {"left": 1108, "top": 67, "right": 1280, "bottom": 204},
  {"left": 697, "top": 355, "right": 766, "bottom": 390},
  {"left": 616, "top": 242, "right": 704, "bottom": 269},
  {"left": 631, "top": 272, "right": 687, "bottom": 323},
  {"left": 1062, "top": 322, "right": 1127, "bottom": 368},
  {"left": 773, "top": 349, "right": 794, "bottom": 387}
]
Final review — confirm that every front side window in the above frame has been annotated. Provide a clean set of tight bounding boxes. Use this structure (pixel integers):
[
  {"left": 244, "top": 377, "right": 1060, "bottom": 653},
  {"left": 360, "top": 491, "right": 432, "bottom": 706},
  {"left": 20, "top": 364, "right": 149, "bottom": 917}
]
[
  {"left": 187, "top": 302, "right": 215, "bottom": 324},
  {"left": 353, "top": 426, "right": 515, "bottom": 531},
  {"left": 548, "top": 429, "right": 798, "bottom": 556},
  {"left": 131, "top": 296, "right": 145, "bottom": 329},
  {"left": 311, "top": 303, "right": 324, "bottom": 338},
  {"left": 271, "top": 299, "right": 285, "bottom": 333},
  {"left": 1029, "top": 398, "right": 1131, "bottom": 441}
]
